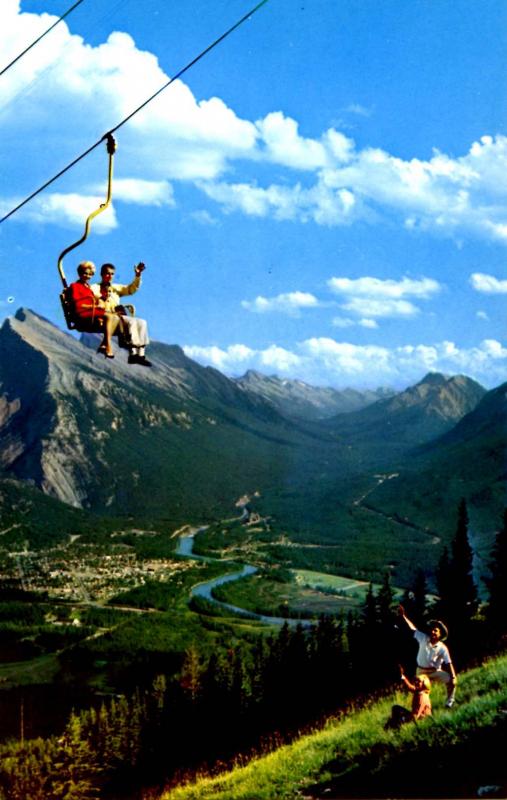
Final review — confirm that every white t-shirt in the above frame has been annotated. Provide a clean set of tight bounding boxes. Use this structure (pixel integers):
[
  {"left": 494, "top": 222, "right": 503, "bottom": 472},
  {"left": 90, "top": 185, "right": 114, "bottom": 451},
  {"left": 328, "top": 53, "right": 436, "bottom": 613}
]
[{"left": 414, "top": 630, "right": 450, "bottom": 670}]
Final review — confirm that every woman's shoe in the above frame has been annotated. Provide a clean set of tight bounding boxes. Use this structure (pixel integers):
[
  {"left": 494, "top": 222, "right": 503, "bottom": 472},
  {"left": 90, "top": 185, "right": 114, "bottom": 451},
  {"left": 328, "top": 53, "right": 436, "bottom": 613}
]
[{"left": 97, "top": 344, "right": 107, "bottom": 354}]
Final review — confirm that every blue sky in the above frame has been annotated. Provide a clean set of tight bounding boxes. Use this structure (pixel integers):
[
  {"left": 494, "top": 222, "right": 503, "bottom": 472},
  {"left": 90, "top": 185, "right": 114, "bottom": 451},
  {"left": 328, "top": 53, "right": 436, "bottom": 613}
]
[{"left": 1, "top": 0, "right": 507, "bottom": 389}]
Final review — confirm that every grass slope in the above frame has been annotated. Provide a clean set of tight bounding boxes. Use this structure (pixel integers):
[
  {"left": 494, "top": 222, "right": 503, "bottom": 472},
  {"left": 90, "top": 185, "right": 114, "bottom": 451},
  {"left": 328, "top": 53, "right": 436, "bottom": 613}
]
[{"left": 161, "top": 653, "right": 507, "bottom": 800}]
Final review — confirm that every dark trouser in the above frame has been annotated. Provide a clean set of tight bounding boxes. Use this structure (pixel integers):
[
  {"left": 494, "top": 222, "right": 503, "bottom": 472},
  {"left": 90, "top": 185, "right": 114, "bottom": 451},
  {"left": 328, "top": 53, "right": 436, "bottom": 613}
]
[{"left": 384, "top": 704, "right": 413, "bottom": 730}]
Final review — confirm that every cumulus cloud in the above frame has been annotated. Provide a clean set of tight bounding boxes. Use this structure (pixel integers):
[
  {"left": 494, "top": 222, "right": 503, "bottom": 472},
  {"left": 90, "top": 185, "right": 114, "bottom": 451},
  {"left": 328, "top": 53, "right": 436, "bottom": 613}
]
[
  {"left": 183, "top": 344, "right": 255, "bottom": 372},
  {"left": 200, "top": 135, "right": 507, "bottom": 241},
  {"left": 241, "top": 291, "right": 320, "bottom": 316},
  {"left": 327, "top": 275, "right": 440, "bottom": 319},
  {"left": 110, "top": 179, "right": 175, "bottom": 207},
  {"left": 4, "top": 192, "right": 118, "bottom": 231},
  {"left": 184, "top": 336, "right": 507, "bottom": 388},
  {"left": 256, "top": 112, "right": 330, "bottom": 170},
  {"left": 470, "top": 272, "right": 507, "bottom": 293},
  {"left": 258, "top": 344, "right": 302, "bottom": 371},
  {"left": 341, "top": 297, "right": 420, "bottom": 318},
  {"left": 328, "top": 276, "right": 440, "bottom": 299}
]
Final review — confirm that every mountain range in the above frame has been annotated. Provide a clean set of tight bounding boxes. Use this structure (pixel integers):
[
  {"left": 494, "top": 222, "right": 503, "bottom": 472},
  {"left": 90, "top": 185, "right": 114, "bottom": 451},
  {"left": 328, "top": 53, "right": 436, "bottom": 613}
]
[
  {"left": 234, "top": 370, "right": 394, "bottom": 420},
  {"left": 0, "top": 308, "right": 504, "bottom": 571},
  {"left": 322, "top": 370, "right": 487, "bottom": 453}
]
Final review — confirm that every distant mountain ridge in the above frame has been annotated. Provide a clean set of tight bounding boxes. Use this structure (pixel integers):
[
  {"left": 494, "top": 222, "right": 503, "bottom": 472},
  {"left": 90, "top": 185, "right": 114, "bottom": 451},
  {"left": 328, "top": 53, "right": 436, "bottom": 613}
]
[
  {"left": 352, "top": 378, "right": 505, "bottom": 544},
  {"left": 234, "top": 369, "right": 395, "bottom": 420},
  {"left": 324, "top": 370, "right": 487, "bottom": 450}
]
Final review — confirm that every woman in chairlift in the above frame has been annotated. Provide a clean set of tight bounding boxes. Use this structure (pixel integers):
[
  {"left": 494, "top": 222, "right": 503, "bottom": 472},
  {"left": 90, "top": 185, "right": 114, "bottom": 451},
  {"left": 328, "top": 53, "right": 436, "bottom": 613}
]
[{"left": 68, "top": 261, "right": 121, "bottom": 358}]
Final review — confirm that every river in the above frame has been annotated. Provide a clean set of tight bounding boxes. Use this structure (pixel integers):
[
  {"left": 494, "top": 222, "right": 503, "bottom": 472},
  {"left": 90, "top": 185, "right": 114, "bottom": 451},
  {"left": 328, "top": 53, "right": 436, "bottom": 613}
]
[{"left": 176, "top": 531, "right": 313, "bottom": 627}]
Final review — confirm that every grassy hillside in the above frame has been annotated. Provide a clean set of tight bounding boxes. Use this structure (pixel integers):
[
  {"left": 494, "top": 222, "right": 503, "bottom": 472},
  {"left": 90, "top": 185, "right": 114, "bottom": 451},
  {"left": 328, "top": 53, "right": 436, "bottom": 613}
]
[{"left": 161, "top": 652, "right": 507, "bottom": 800}]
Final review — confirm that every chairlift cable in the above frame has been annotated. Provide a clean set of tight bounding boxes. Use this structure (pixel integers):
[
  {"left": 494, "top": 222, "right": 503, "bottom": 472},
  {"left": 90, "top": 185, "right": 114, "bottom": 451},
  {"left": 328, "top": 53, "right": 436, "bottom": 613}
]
[
  {"left": 0, "top": 0, "right": 86, "bottom": 78},
  {"left": 109, "top": 0, "right": 269, "bottom": 137},
  {"left": 0, "top": 0, "right": 269, "bottom": 226}
]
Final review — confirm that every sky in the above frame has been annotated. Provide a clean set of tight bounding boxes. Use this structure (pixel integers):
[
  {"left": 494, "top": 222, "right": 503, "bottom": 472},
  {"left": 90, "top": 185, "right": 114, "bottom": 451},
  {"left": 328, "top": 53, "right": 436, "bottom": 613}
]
[{"left": 1, "top": 0, "right": 507, "bottom": 390}]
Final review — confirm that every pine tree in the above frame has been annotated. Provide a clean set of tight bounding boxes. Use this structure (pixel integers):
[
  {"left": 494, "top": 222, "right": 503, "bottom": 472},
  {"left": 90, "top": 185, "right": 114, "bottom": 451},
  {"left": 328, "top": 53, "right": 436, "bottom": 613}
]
[
  {"left": 362, "top": 582, "right": 378, "bottom": 629},
  {"left": 180, "top": 645, "right": 202, "bottom": 703},
  {"left": 485, "top": 508, "right": 507, "bottom": 639},
  {"left": 435, "top": 545, "right": 452, "bottom": 620},
  {"left": 449, "top": 499, "right": 478, "bottom": 629},
  {"left": 53, "top": 712, "right": 99, "bottom": 799},
  {"left": 434, "top": 500, "right": 478, "bottom": 663},
  {"left": 377, "top": 572, "right": 394, "bottom": 626},
  {"left": 412, "top": 568, "right": 428, "bottom": 624},
  {"left": 151, "top": 673, "right": 167, "bottom": 713}
]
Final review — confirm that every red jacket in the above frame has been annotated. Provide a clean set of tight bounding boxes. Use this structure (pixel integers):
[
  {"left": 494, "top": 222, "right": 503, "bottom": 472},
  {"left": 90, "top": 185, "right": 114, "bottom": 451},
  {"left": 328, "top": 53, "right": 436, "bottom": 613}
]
[{"left": 69, "top": 281, "right": 105, "bottom": 322}]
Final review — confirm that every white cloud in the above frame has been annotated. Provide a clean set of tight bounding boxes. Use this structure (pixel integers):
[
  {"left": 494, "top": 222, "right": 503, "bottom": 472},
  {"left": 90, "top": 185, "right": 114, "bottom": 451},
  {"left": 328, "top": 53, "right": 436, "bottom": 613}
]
[
  {"left": 328, "top": 275, "right": 440, "bottom": 299},
  {"left": 241, "top": 291, "right": 320, "bottom": 316},
  {"left": 256, "top": 112, "right": 330, "bottom": 170},
  {"left": 201, "top": 134, "right": 507, "bottom": 242},
  {"left": 183, "top": 344, "right": 255, "bottom": 372},
  {"left": 327, "top": 275, "right": 440, "bottom": 319},
  {"left": 331, "top": 316, "right": 356, "bottom": 328},
  {"left": 184, "top": 337, "right": 507, "bottom": 389},
  {"left": 8, "top": 193, "right": 118, "bottom": 231},
  {"left": 301, "top": 337, "right": 392, "bottom": 375},
  {"left": 341, "top": 297, "right": 420, "bottom": 318},
  {"left": 110, "top": 179, "right": 174, "bottom": 206},
  {"left": 258, "top": 345, "right": 302, "bottom": 372},
  {"left": 476, "top": 310, "right": 489, "bottom": 320},
  {"left": 470, "top": 272, "right": 507, "bottom": 293},
  {"left": 332, "top": 316, "right": 379, "bottom": 329},
  {"left": 199, "top": 180, "right": 359, "bottom": 225}
]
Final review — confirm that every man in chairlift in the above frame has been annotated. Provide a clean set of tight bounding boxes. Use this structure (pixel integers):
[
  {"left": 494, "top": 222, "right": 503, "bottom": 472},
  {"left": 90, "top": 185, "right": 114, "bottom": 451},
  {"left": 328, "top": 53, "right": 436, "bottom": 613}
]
[{"left": 91, "top": 262, "right": 152, "bottom": 367}]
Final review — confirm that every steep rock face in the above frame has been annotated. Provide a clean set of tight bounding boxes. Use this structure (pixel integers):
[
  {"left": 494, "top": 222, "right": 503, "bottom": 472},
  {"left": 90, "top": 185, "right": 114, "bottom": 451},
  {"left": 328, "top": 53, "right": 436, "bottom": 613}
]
[
  {"left": 235, "top": 369, "right": 394, "bottom": 420},
  {"left": 0, "top": 310, "right": 291, "bottom": 512},
  {"left": 0, "top": 313, "right": 55, "bottom": 485},
  {"left": 0, "top": 311, "right": 120, "bottom": 506}
]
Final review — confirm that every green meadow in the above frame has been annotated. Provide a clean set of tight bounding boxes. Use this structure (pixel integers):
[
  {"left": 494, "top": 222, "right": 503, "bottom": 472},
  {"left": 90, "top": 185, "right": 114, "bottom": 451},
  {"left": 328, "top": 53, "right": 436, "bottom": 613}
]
[{"left": 162, "top": 652, "right": 507, "bottom": 800}]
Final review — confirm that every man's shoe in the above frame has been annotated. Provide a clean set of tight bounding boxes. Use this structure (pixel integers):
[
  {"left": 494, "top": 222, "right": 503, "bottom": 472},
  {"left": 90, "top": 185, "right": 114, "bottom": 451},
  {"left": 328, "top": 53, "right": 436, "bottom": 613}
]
[
  {"left": 445, "top": 699, "right": 455, "bottom": 708},
  {"left": 128, "top": 354, "right": 152, "bottom": 367}
]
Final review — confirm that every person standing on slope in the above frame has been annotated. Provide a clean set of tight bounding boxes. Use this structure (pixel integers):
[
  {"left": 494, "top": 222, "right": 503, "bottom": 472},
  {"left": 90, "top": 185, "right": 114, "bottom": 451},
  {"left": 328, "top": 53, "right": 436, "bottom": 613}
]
[{"left": 398, "top": 604, "right": 457, "bottom": 708}]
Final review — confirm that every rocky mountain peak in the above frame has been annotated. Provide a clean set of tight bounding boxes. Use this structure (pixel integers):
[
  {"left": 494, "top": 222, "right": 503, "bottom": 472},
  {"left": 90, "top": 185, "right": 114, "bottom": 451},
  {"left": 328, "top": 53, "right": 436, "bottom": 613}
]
[{"left": 417, "top": 371, "right": 449, "bottom": 386}]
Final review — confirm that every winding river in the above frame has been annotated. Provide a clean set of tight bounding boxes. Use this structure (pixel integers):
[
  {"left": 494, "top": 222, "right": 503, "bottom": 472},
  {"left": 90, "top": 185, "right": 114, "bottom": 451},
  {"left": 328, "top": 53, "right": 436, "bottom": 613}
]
[{"left": 176, "top": 530, "right": 313, "bottom": 627}]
